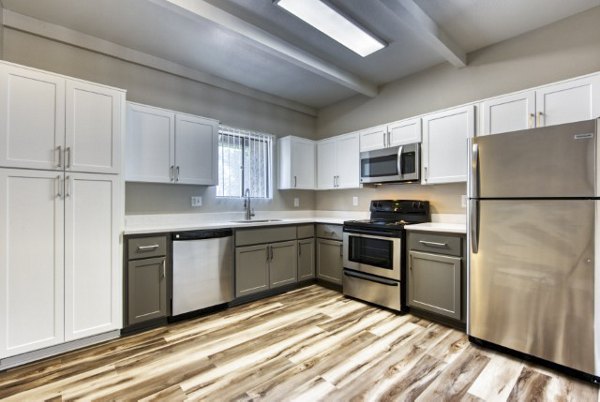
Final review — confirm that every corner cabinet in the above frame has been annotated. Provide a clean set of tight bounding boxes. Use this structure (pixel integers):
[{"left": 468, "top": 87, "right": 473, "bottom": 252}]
[
  {"left": 317, "top": 132, "right": 360, "bottom": 190},
  {"left": 278, "top": 136, "right": 316, "bottom": 190},
  {"left": 421, "top": 105, "right": 475, "bottom": 184},
  {"left": 125, "top": 102, "right": 218, "bottom": 185}
]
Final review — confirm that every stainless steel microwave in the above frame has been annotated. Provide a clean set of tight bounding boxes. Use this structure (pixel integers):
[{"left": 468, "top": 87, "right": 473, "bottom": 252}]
[{"left": 360, "top": 143, "right": 420, "bottom": 184}]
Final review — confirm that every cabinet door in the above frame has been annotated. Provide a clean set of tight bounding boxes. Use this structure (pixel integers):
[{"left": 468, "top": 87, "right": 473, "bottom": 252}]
[
  {"left": 175, "top": 113, "right": 219, "bottom": 185},
  {"left": 65, "top": 80, "right": 123, "bottom": 174},
  {"left": 235, "top": 244, "right": 269, "bottom": 297},
  {"left": 408, "top": 250, "right": 461, "bottom": 320},
  {"left": 269, "top": 241, "right": 297, "bottom": 288},
  {"left": 422, "top": 105, "right": 474, "bottom": 184},
  {"left": 125, "top": 103, "right": 175, "bottom": 183},
  {"left": 335, "top": 133, "right": 360, "bottom": 189},
  {"left": 359, "top": 125, "right": 387, "bottom": 152},
  {"left": 536, "top": 76, "right": 600, "bottom": 127},
  {"left": 317, "top": 239, "right": 343, "bottom": 285},
  {"left": 127, "top": 257, "right": 167, "bottom": 326},
  {"left": 298, "top": 238, "right": 315, "bottom": 281},
  {"left": 317, "top": 138, "right": 336, "bottom": 189},
  {"left": 388, "top": 118, "right": 422, "bottom": 146},
  {"left": 0, "top": 169, "right": 64, "bottom": 358},
  {"left": 0, "top": 64, "right": 65, "bottom": 170},
  {"left": 480, "top": 91, "right": 535, "bottom": 136},
  {"left": 64, "top": 173, "right": 121, "bottom": 341},
  {"left": 291, "top": 137, "right": 316, "bottom": 189}
]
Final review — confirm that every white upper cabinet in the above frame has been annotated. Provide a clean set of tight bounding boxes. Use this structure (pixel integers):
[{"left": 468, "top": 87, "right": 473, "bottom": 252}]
[
  {"left": 317, "top": 132, "right": 360, "bottom": 190},
  {"left": 278, "top": 136, "right": 316, "bottom": 190},
  {"left": 125, "top": 102, "right": 218, "bottom": 185},
  {"left": 359, "top": 118, "right": 422, "bottom": 152},
  {"left": 422, "top": 105, "right": 475, "bottom": 185},
  {"left": 0, "top": 169, "right": 65, "bottom": 358},
  {"left": 480, "top": 75, "right": 600, "bottom": 136},
  {"left": 359, "top": 125, "right": 387, "bottom": 152},
  {"left": 480, "top": 91, "right": 536, "bottom": 136},
  {"left": 536, "top": 75, "right": 600, "bottom": 127},
  {"left": 175, "top": 113, "right": 219, "bottom": 185},
  {"left": 388, "top": 118, "right": 422, "bottom": 146},
  {"left": 66, "top": 80, "right": 123, "bottom": 174},
  {"left": 64, "top": 173, "right": 120, "bottom": 341},
  {"left": 0, "top": 62, "right": 124, "bottom": 174},
  {"left": 126, "top": 103, "right": 175, "bottom": 183},
  {"left": 0, "top": 64, "right": 65, "bottom": 170}
]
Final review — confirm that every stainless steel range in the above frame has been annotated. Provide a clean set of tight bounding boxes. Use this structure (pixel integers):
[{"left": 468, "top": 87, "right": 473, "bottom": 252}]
[{"left": 343, "top": 200, "right": 430, "bottom": 311}]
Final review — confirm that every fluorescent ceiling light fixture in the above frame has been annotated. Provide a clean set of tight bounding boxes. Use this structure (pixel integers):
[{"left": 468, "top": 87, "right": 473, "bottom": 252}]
[{"left": 275, "top": 0, "right": 386, "bottom": 57}]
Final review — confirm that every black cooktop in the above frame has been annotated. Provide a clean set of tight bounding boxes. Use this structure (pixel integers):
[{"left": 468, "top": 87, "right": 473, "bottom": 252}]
[{"left": 344, "top": 200, "right": 430, "bottom": 231}]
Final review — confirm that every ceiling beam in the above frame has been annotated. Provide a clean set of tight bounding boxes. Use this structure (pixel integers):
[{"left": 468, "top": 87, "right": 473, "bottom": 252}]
[
  {"left": 150, "top": 0, "right": 378, "bottom": 97},
  {"left": 2, "top": 10, "right": 317, "bottom": 116},
  {"left": 381, "top": 0, "right": 467, "bottom": 67}
]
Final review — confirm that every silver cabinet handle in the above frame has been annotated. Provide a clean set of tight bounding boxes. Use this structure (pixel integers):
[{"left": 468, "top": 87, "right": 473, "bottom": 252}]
[
  {"left": 138, "top": 244, "right": 160, "bottom": 251},
  {"left": 162, "top": 259, "right": 166, "bottom": 278},
  {"left": 56, "top": 175, "right": 62, "bottom": 198},
  {"left": 170, "top": 165, "right": 175, "bottom": 181},
  {"left": 56, "top": 146, "right": 62, "bottom": 168},
  {"left": 65, "top": 176, "right": 71, "bottom": 197},
  {"left": 423, "top": 166, "right": 428, "bottom": 181},
  {"left": 176, "top": 166, "right": 180, "bottom": 182},
  {"left": 382, "top": 132, "right": 386, "bottom": 148},
  {"left": 65, "top": 147, "right": 71, "bottom": 169},
  {"left": 529, "top": 113, "right": 535, "bottom": 128},
  {"left": 294, "top": 175, "right": 297, "bottom": 188},
  {"left": 270, "top": 245, "right": 274, "bottom": 261},
  {"left": 387, "top": 132, "right": 391, "bottom": 147},
  {"left": 419, "top": 240, "right": 447, "bottom": 248}
]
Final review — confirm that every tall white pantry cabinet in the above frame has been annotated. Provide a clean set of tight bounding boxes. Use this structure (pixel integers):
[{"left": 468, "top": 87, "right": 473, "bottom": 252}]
[{"left": 0, "top": 61, "right": 125, "bottom": 359}]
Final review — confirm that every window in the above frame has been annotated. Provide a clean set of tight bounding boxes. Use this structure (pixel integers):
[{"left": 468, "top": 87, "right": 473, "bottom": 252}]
[{"left": 216, "top": 126, "right": 274, "bottom": 199}]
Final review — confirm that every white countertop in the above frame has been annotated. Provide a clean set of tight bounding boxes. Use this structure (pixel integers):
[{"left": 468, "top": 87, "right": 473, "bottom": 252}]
[{"left": 404, "top": 222, "right": 466, "bottom": 234}]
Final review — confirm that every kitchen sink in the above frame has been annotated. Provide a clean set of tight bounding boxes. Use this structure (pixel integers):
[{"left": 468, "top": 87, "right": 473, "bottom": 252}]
[{"left": 230, "top": 219, "right": 283, "bottom": 223}]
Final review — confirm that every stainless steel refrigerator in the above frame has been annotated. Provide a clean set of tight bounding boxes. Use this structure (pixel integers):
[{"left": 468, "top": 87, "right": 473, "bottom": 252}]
[{"left": 468, "top": 118, "right": 600, "bottom": 379}]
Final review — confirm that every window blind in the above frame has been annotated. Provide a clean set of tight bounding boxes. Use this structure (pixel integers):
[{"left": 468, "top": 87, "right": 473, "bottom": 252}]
[{"left": 216, "top": 125, "right": 273, "bottom": 199}]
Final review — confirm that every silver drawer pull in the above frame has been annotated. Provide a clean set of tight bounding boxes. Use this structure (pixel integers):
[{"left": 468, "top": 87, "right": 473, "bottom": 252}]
[
  {"left": 138, "top": 244, "right": 160, "bottom": 251},
  {"left": 419, "top": 240, "right": 448, "bottom": 248}
]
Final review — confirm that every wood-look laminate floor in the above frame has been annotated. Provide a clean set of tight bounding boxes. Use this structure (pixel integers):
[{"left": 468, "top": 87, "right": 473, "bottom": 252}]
[{"left": 0, "top": 285, "right": 598, "bottom": 401}]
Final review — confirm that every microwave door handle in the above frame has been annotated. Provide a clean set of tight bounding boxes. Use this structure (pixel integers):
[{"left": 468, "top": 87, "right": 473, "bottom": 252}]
[{"left": 397, "top": 146, "right": 403, "bottom": 176}]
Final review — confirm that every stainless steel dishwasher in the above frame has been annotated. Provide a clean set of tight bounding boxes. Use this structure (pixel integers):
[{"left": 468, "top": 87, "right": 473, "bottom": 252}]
[{"left": 172, "top": 228, "right": 234, "bottom": 316}]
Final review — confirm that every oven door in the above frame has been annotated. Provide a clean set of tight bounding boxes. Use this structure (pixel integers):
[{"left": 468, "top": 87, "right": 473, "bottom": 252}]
[
  {"left": 343, "top": 232, "right": 401, "bottom": 280},
  {"left": 360, "top": 143, "right": 420, "bottom": 183}
]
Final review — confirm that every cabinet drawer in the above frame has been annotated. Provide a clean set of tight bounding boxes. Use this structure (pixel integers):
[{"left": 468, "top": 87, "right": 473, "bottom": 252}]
[
  {"left": 235, "top": 226, "right": 296, "bottom": 246},
  {"left": 297, "top": 224, "right": 315, "bottom": 239},
  {"left": 316, "top": 224, "right": 343, "bottom": 241},
  {"left": 408, "top": 232, "right": 462, "bottom": 257},
  {"left": 128, "top": 236, "right": 168, "bottom": 259}
]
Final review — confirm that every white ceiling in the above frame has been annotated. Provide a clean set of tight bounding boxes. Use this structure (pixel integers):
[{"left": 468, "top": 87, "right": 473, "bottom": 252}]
[{"left": 2, "top": 0, "right": 599, "bottom": 110}]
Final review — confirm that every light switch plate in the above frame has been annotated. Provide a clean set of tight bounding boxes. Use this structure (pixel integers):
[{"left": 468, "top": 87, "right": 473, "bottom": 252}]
[
  {"left": 352, "top": 196, "right": 359, "bottom": 206},
  {"left": 191, "top": 196, "right": 202, "bottom": 207},
  {"left": 294, "top": 197, "right": 300, "bottom": 207},
  {"left": 461, "top": 195, "right": 467, "bottom": 208}
]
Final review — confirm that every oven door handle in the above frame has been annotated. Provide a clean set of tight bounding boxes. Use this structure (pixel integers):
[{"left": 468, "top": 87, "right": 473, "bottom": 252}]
[
  {"left": 397, "top": 145, "right": 403, "bottom": 177},
  {"left": 344, "top": 270, "right": 399, "bottom": 287}
]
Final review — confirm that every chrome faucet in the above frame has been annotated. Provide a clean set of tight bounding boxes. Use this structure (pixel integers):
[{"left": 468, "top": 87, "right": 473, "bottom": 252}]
[{"left": 244, "top": 188, "right": 255, "bottom": 220}]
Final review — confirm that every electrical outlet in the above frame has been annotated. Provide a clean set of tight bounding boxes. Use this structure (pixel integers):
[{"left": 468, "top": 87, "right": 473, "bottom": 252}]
[
  {"left": 191, "top": 196, "right": 202, "bottom": 207},
  {"left": 461, "top": 195, "right": 467, "bottom": 208},
  {"left": 352, "top": 196, "right": 359, "bottom": 206},
  {"left": 294, "top": 197, "right": 300, "bottom": 208}
]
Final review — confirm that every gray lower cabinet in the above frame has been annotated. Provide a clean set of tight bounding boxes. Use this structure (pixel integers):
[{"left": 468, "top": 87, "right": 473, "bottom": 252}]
[
  {"left": 298, "top": 238, "right": 315, "bottom": 280},
  {"left": 127, "top": 257, "right": 168, "bottom": 326},
  {"left": 407, "top": 231, "right": 465, "bottom": 321},
  {"left": 270, "top": 240, "right": 298, "bottom": 288},
  {"left": 235, "top": 244, "right": 269, "bottom": 297},
  {"left": 317, "top": 238, "right": 343, "bottom": 285}
]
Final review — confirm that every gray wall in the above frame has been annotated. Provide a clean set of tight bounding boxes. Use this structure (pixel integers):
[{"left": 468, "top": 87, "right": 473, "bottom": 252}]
[
  {"left": 2, "top": 28, "right": 316, "bottom": 215},
  {"left": 315, "top": 7, "right": 600, "bottom": 213}
]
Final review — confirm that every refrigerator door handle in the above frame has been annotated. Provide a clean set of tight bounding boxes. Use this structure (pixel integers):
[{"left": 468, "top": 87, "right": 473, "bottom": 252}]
[
  {"left": 470, "top": 143, "right": 479, "bottom": 198},
  {"left": 470, "top": 199, "right": 479, "bottom": 253}
]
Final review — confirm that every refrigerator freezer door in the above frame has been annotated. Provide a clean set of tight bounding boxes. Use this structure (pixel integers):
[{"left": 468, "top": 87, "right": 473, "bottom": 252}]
[
  {"left": 470, "top": 119, "right": 597, "bottom": 198},
  {"left": 469, "top": 199, "right": 595, "bottom": 374}
]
